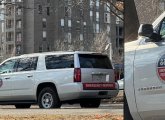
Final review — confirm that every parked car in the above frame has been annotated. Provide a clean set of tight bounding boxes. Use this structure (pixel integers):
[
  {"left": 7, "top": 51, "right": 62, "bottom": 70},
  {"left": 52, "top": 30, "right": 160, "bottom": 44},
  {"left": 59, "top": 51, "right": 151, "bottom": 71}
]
[
  {"left": 0, "top": 51, "right": 119, "bottom": 109},
  {"left": 117, "top": 78, "right": 124, "bottom": 90}
]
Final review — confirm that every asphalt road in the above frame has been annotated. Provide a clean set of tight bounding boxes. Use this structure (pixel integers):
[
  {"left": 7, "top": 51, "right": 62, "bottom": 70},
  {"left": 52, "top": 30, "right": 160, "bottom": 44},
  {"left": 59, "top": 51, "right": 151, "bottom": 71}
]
[{"left": 0, "top": 103, "right": 123, "bottom": 116}]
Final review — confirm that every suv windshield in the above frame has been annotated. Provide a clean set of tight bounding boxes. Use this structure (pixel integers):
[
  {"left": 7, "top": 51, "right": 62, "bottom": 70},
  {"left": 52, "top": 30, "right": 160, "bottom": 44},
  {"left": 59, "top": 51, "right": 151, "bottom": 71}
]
[{"left": 78, "top": 54, "right": 112, "bottom": 69}]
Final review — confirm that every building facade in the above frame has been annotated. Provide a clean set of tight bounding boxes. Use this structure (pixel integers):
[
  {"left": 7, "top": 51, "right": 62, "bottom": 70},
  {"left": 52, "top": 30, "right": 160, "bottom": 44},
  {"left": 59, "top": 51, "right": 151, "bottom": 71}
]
[{"left": 0, "top": 0, "right": 123, "bottom": 63}]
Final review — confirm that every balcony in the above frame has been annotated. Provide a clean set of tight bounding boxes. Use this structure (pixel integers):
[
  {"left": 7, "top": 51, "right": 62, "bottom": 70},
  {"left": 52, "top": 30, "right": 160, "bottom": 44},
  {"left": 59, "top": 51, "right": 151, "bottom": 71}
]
[
  {"left": 6, "top": 37, "right": 14, "bottom": 41},
  {"left": 5, "top": 28, "right": 14, "bottom": 32}
]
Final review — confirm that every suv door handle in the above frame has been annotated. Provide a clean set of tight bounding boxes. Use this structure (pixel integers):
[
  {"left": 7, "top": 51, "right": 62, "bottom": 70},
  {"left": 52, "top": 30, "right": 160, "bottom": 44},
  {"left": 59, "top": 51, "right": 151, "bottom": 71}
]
[
  {"left": 27, "top": 75, "right": 33, "bottom": 78},
  {"left": 4, "top": 77, "right": 10, "bottom": 80}
]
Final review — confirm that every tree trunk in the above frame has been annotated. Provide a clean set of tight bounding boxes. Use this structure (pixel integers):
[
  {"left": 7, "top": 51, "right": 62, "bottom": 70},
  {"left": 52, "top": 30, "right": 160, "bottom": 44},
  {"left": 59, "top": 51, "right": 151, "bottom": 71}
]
[{"left": 125, "top": 0, "right": 139, "bottom": 42}]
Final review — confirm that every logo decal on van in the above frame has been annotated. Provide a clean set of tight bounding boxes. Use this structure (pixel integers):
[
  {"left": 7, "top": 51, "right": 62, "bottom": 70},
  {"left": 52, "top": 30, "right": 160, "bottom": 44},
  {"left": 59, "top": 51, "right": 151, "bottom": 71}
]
[
  {"left": 0, "top": 78, "right": 3, "bottom": 88},
  {"left": 157, "top": 54, "right": 165, "bottom": 81}
]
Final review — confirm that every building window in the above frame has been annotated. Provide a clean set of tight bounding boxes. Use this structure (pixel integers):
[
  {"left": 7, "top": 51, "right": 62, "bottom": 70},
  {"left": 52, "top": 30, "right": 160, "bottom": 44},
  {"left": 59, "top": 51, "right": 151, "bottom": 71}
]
[
  {"left": 47, "top": 7, "right": 50, "bottom": 16},
  {"left": 90, "top": 11, "right": 93, "bottom": 19},
  {"left": 96, "top": 12, "right": 99, "bottom": 21},
  {"left": 83, "top": 22, "right": 86, "bottom": 26},
  {"left": 7, "top": 7, "right": 13, "bottom": 15},
  {"left": 16, "top": 33, "right": 22, "bottom": 42},
  {"left": 47, "top": 44, "right": 50, "bottom": 51},
  {"left": 7, "top": 44, "right": 14, "bottom": 54},
  {"left": 107, "top": 25, "right": 110, "bottom": 32},
  {"left": 0, "top": 11, "right": 4, "bottom": 21},
  {"left": 16, "top": 0, "right": 22, "bottom": 2},
  {"left": 68, "top": 20, "right": 71, "bottom": 27},
  {"left": 61, "top": 19, "right": 64, "bottom": 27},
  {"left": 96, "top": 0, "right": 100, "bottom": 8},
  {"left": 104, "top": 3, "right": 110, "bottom": 12},
  {"left": 42, "top": 18, "right": 47, "bottom": 28},
  {"left": 79, "top": 0, "right": 83, "bottom": 3},
  {"left": 96, "top": 24, "right": 99, "bottom": 33},
  {"left": 16, "top": 20, "right": 22, "bottom": 28},
  {"left": 39, "top": 46, "right": 43, "bottom": 52},
  {"left": 80, "top": 8, "right": 83, "bottom": 18},
  {"left": 47, "top": 0, "right": 50, "bottom": 3},
  {"left": 68, "top": 7, "right": 72, "bottom": 17},
  {"left": 93, "top": 23, "right": 95, "bottom": 33},
  {"left": 65, "top": 7, "right": 68, "bottom": 16},
  {"left": 7, "top": 32, "right": 13, "bottom": 41},
  {"left": 1, "top": 35, "right": 5, "bottom": 42},
  {"left": 116, "top": 15, "right": 123, "bottom": 24},
  {"left": 68, "top": 33, "right": 71, "bottom": 43},
  {"left": 6, "top": 20, "right": 12, "bottom": 29},
  {"left": 68, "top": 0, "right": 72, "bottom": 5},
  {"left": 104, "top": 13, "right": 110, "bottom": 23},
  {"left": 38, "top": 5, "right": 42, "bottom": 14},
  {"left": 90, "top": 0, "right": 94, "bottom": 8},
  {"left": 80, "top": 34, "right": 83, "bottom": 41},
  {"left": 2, "top": 22, "right": 4, "bottom": 32},
  {"left": 16, "top": 45, "right": 21, "bottom": 54},
  {"left": 43, "top": 31, "right": 47, "bottom": 41},
  {"left": 159, "top": 1, "right": 165, "bottom": 11},
  {"left": 16, "top": 8, "right": 22, "bottom": 15}
]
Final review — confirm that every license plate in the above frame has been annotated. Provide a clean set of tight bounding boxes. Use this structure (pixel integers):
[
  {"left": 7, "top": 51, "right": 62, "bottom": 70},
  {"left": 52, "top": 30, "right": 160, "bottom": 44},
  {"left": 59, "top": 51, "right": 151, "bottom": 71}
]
[{"left": 92, "top": 75, "right": 105, "bottom": 81}]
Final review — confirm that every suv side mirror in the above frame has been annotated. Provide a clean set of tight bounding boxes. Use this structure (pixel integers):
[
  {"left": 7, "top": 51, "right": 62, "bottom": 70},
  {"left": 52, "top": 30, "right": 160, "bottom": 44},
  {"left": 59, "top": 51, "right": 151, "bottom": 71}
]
[{"left": 138, "top": 24, "right": 153, "bottom": 37}]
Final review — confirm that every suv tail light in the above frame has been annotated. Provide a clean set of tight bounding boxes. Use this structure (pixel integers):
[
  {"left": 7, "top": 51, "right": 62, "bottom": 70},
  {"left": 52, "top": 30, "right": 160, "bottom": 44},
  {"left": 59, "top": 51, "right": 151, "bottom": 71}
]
[{"left": 74, "top": 68, "right": 81, "bottom": 82}]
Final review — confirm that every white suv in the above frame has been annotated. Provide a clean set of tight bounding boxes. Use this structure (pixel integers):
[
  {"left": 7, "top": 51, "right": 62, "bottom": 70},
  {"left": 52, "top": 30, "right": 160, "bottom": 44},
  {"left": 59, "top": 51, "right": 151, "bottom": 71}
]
[{"left": 0, "top": 51, "right": 119, "bottom": 109}]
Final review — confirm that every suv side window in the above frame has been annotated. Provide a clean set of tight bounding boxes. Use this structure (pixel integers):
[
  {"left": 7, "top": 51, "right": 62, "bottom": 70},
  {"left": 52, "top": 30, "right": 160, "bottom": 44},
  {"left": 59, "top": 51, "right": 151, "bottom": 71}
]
[
  {"left": 0, "top": 59, "right": 17, "bottom": 74},
  {"left": 160, "top": 19, "right": 165, "bottom": 38},
  {"left": 45, "top": 54, "right": 74, "bottom": 69},
  {"left": 16, "top": 57, "right": 38, "bottom": 72}
]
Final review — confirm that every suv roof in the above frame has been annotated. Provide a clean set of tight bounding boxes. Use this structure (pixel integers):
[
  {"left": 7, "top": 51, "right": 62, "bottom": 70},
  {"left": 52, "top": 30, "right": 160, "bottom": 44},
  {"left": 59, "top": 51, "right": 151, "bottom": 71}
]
[
  {"left": 20, "top": 51, "right": 106, "bottom": 57},
  {"left": 4, "top": 51, "right": 106, "bottom": 61}
]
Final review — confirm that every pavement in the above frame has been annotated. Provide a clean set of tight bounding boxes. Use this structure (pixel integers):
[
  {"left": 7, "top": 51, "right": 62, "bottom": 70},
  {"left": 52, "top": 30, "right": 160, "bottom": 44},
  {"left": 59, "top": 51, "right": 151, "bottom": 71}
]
[{"left": 0, "top": 103, "right": 123, "bottom": 116}]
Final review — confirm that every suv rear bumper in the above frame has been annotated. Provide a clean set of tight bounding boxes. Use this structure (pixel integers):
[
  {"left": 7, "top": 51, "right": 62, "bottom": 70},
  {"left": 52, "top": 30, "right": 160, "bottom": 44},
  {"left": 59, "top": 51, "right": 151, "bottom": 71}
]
[
  {"left": 79, "top": 89, "right": 119, "bottom": 98},
  {"left": 58, "top": 83, "right": 119, "bottom": 101}
]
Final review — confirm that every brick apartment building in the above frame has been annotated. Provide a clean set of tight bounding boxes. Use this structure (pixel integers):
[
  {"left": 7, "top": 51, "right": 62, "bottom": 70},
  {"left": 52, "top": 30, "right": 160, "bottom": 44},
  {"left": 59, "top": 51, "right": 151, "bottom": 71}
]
[{"left": 0, "top": 0, "right": 123, "bottom": 63}]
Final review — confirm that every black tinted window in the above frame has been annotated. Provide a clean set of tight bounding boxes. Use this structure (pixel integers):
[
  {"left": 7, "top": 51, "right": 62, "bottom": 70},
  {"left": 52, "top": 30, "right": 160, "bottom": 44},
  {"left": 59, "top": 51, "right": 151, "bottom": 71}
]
[
  {"left": 17, "top": 57, "right": 38, "bottom": 71},
  {"left": 79, "top": 54, "right": 112, "bottom": 69},
  {"left": 45, "top": 54, "right": 74, "bottom": 69}
]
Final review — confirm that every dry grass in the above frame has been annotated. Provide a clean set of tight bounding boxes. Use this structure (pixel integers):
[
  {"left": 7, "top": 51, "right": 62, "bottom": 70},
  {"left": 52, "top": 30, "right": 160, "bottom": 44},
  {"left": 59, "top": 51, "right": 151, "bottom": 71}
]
[{"left": 0, "top": 114, "right": 123, "bottom": 120}]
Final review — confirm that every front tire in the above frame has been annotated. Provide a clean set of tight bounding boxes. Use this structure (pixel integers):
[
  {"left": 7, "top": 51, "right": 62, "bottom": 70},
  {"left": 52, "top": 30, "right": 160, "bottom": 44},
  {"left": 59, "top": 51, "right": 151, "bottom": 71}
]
[
  {"left": 80, "top": 99, "right": 101, "bottom": 108},
  {"left": 15, "top": 104, "right": 31, "bottom": 109},
  {"left": 38, "top": 87, "right": 61, "bottom": 109}
]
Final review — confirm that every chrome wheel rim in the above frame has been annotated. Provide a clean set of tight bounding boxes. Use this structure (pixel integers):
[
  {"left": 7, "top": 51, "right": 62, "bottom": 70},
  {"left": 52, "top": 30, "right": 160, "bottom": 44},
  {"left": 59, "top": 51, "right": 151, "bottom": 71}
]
[{"left": 41, "top": 93, "right": 53, "bottom": 108}]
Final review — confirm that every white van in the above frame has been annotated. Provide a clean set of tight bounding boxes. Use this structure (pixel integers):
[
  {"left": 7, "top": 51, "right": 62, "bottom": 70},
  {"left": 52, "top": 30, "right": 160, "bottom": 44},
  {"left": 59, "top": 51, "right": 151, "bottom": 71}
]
[
  {"left": 0, "top": 51, "right": 118, "bottom": 109},
  {"left": 125, "top": 12, "right": 165, "bottom": 120}
]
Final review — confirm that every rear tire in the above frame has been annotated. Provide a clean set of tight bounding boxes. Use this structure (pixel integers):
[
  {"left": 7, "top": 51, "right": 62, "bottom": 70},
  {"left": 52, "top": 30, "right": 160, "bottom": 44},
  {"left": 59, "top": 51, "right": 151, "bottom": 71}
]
[
  {"left": 38, "top": 87, "right": 61, "bottom": 109},
  {"left": 80, "top": 99, "right": 101, "bottom": 108},
  {"left": 124, "top": 93, "right": 133, "bottom": 120},
  {"left": 15, "top": 104, "right": 31, "bottom": 109}
]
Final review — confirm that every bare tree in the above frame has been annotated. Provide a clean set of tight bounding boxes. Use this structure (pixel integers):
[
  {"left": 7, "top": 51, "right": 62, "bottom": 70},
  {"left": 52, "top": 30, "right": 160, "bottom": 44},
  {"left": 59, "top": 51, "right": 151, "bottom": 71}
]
[{"left": 90, "top": 32, "right": 108, "bottom": 53}]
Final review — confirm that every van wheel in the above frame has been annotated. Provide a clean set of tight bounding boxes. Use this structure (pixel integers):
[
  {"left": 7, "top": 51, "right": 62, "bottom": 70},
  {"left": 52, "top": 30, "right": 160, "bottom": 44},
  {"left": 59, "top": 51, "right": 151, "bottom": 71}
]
[
  {"left": 15, "top": 104, "right": 31, "bottom": 109},
  {"left": 124, "top": 94, "right": 133, "bottom": 120},
  {"left": 80, "top": 99, "right": 101, "bottom": 108},
  {"left": 38, "top": 87, "right": 61, "bottom": 109}
]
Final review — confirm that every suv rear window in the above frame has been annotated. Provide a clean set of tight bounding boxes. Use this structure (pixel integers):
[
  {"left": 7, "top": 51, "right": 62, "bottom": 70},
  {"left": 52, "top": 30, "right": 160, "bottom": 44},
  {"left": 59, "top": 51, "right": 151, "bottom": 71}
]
[
  {"left": 45, "top": 54, "right": 74, "bottom": 69},
  {"left": 78, "top": 54, "right": 112, "bottom": 69}
]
